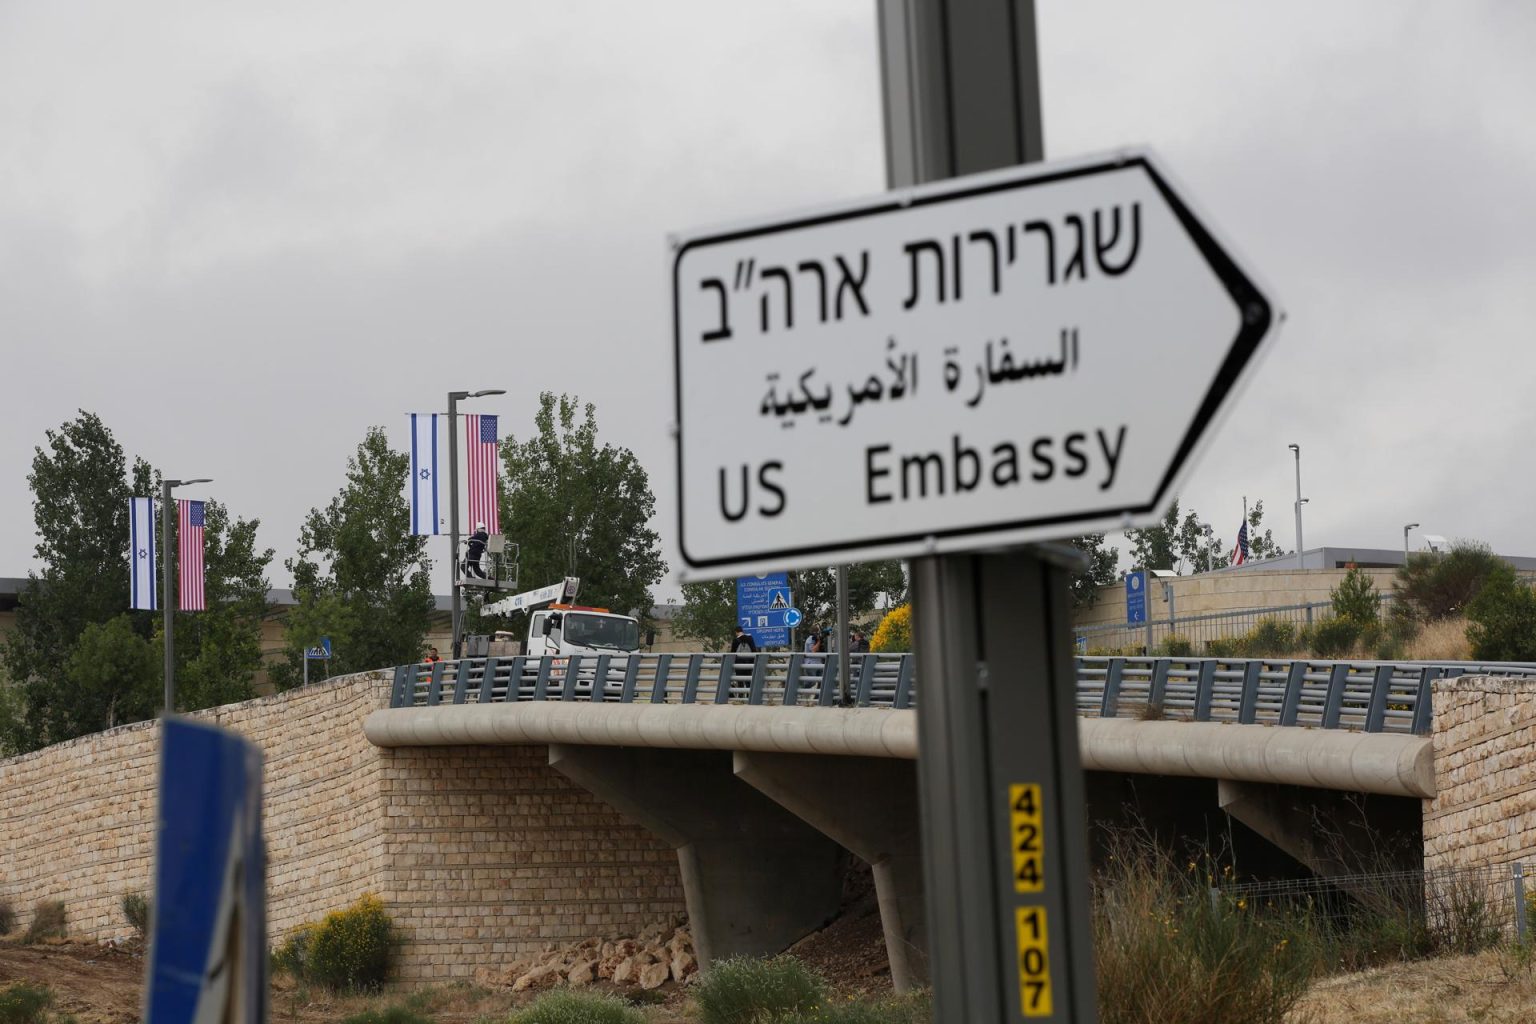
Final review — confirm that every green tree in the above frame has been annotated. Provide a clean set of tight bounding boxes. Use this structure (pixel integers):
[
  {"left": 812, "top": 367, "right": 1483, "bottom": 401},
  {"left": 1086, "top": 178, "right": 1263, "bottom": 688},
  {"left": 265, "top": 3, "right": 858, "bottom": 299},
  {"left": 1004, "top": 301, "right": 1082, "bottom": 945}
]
[
  {"left": 1465, "top": 567, "right": 1536, "bottom": 661},
  {"left": 275, "top": 427, "right": 435, "bottom": 685},
  {"left": 1394, "top": 541, "right": 1508, "bottom": 622},
  {"left": 1330, "top": 567, "right": 1380, "bottom": 625},
  {"left": 1069, "top": 534, "right": 1120, "bottom": 609},
  {"left": 173, "top": 500, "right": 274, "bottom": 710},
  {"left": 1244, "top": 500, "right": 1287, "bottom": 562},
  {"left": 1127, "top": 501, "right": 1181, "bottom": 572},
  {"left": 488, "top": 393, "right": 665, "bottom": 635},
  {"left": 672, "top": 579, "right": 738, "bottom": 650},
  {"left": 1, "top": 412, "right": 154, "bottom": 753},
  {"left": 63, "top": 615, "right": 159, "bottom": 733},
  {"left": 1175, "top": 510, "right": 1225, "bottom": 575}
]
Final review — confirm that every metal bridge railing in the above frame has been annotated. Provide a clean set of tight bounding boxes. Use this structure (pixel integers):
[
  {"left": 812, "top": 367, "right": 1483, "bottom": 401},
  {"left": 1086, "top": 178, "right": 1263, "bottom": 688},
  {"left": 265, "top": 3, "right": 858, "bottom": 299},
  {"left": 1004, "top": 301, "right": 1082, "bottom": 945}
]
[
  {"left": 388, "top": 652, "right": 1536, "bottom": 736},
  {"left": 390, "top": 651, "right": 916, "bottom": 713}
]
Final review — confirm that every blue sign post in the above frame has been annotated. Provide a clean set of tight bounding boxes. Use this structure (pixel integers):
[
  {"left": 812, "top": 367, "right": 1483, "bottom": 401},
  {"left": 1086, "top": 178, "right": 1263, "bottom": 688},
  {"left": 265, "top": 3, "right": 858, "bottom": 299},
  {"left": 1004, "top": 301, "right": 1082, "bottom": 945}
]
[
  {"left": 146, "top": 718, "right": 265, "bottom": 1024},
  {"left": 1125, "top": 571, "right": 1148, "bottom": 625},
  {"left": 736, "top": 573, "right": 793, "bottom": 648}
]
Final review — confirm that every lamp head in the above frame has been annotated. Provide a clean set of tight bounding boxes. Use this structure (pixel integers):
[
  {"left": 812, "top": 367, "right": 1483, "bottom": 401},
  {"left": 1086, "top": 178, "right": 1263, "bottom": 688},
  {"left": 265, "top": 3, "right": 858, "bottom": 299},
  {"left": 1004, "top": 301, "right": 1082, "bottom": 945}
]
[
  {"left": 1287, "top": 443, "right": 1300, "bottom": 454},
  {"left": 1406, "top": 522, "right": 1420, "bottom": 531}
]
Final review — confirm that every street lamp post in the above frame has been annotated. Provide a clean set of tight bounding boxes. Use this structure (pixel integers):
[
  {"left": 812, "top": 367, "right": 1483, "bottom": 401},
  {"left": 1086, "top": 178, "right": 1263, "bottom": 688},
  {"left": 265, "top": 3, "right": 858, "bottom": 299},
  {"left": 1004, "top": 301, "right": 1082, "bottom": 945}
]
[
  {"left": 161, "top": 476, "right": 212, "bottom": 715},
  {"left": 1404, "top": 522, "right": 1420, "bottom": 565},
  {"left": 448, "top": 388, "right": 506, "bottom": 660},
  {"left": 1288, "top": 443, "right": 1304, "bottom": 570}
]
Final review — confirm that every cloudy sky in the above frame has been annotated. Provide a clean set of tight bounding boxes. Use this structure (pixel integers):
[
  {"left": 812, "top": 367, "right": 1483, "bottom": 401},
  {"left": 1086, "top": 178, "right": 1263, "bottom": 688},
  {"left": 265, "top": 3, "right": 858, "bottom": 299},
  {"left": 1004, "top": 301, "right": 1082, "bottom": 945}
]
[{"left": 2, "top": 2, "right": 1533, "bottom": 598}]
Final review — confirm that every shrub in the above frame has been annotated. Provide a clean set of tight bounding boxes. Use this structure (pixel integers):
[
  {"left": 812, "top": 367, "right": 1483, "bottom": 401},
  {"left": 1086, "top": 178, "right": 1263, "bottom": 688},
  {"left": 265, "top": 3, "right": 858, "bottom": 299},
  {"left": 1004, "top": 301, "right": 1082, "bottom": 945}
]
[
  {"left": 340, "top": 1007, "right": 434, "bottom": 1024},
  {"left": 1242, "top": 617, "right": 1297, "bottom": 656},
  {"left": 1093, "top": 833, "right": 1316, "bottom": 1024},
  {"left": 1308, "top": 617, "right": 1360, "bottom": 658},
  {"left": 505, "top": 991, "right": 646, "bottom": 1024},
  {"left": 1330, "top": 568, "right": 1380, "bottom": 625},
  {"left": 0, "top": 983, "right": 53, "bottom": 1024},
  {"left": 1466, "top": 568, "right": 1536, "bottom": 661},
  {"left": 22, "top": 901, "right": 66, "bottom": 944},
  {"left": 1204, "top": 637, "right": 1242, "bottom": 658},
  {"left": 1157, "top": 634, "right": 1193, "bottom": 657},
  {"left": 695, "top": 956, "right": 826, "bottom": 1024},
  {"left": 277, "top": 894, "right": 395, "bottom": 992},
  {"left": 121, "top": 893, "right": 149, "bottom": 940},
  {"left": 870, "top": 605, "right": 911, "bottom": 653},
  {"left": 0, "top": 900, "right": 14, "bottom": 936},
  {"left": 1394, "top": 542, "right": 1508, "bottom": 622}
]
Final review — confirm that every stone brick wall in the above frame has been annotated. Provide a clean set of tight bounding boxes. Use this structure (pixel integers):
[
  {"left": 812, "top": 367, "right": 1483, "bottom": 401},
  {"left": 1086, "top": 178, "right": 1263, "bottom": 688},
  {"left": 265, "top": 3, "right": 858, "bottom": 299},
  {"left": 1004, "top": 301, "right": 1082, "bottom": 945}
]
[
  {"left": 0, "top": 673, "right": 685, "bottom": 983},
  {"left": 379, "top": 746, "right": 685, "bottom": 982},
  {"left": 1423, "top": 675, "right": 1536, "bottom": 871}
]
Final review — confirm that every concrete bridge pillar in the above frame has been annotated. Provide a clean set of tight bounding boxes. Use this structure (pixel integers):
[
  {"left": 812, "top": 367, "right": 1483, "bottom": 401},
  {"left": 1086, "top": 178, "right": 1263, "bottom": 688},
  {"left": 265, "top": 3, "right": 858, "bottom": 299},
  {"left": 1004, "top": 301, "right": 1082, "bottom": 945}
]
[
  {"left": 733, "top": 751, "right": 928, "bottom": 991},
  {"left": 547, "top": 744, "right": 843, "bottom": 967},
  {"left": 1218, "top": 779, "right": 1422, "bottom": 875}
]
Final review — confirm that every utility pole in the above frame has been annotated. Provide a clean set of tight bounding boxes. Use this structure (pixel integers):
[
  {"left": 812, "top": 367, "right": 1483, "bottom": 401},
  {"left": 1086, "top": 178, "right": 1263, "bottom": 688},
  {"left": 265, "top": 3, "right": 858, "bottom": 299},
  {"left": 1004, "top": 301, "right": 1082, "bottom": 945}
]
[
  {"left": 1288, "top": 443, "right": 1304, "bottom": 569},
  {"left": 160, "top": 476, "right": 211, "bottom": 715},
  {"left": 879, "top": 2, "right": 1098, "bottom": 1020},
  {"left": 447, "top": 388, "right": 505, "bottom": 659}
]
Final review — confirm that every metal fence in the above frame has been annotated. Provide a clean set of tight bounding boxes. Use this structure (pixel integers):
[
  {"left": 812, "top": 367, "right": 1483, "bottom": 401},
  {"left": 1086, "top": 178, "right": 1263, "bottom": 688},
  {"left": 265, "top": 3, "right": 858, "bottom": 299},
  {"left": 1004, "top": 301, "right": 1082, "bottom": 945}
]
[
  {"left": 1219, "top": 862, "right": 1532, "bottom": 944},
  {"left": 389, "top": 651, "right": 1536, "bottom": 736},
  {"left": 1075, "top": 600, "right": 1339, "bottom": 654}
]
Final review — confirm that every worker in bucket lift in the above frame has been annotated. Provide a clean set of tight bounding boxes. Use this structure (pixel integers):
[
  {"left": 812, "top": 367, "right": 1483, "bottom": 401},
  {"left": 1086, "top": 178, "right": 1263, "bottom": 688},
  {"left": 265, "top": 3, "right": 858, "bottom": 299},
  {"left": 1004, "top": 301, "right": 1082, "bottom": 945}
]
[{"left": 464, "top": 522, "right": 490, "bottom": 579}]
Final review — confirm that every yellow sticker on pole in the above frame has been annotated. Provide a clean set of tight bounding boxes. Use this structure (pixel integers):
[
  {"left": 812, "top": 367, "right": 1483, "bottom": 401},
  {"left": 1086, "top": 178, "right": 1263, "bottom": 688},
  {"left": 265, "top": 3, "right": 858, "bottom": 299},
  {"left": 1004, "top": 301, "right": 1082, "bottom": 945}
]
[
  {"left": 1009, "top": 783, "right": 1044, "bottom": 893},
  {"left": 1015, "top": 905, "right": 1053, "bottom": 1017}
]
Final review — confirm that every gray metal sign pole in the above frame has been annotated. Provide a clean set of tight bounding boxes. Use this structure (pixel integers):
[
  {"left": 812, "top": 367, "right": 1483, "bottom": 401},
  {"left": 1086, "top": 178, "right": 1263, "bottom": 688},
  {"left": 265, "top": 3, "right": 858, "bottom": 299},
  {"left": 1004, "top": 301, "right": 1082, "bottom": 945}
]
[{"left": 879, "top": 2, "right": 1099, "bottom": 1020}]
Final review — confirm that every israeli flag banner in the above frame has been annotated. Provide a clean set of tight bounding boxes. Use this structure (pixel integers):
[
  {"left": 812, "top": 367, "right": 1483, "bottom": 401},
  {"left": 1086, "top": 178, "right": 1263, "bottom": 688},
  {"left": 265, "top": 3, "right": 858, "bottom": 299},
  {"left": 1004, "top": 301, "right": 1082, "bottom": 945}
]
[
  {"left": 130, "top": 497, "right": 157, "bottom": 611},
  {"left": 409, "top": 413, "right": 441, "bottom": 536}
]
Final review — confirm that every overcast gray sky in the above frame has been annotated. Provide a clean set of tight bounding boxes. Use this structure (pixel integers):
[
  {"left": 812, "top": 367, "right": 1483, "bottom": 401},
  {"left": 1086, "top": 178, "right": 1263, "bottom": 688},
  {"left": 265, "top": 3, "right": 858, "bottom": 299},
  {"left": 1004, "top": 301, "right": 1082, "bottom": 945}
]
[{"left": 3, "top": 2, "right": 1533, "bottom": 598}]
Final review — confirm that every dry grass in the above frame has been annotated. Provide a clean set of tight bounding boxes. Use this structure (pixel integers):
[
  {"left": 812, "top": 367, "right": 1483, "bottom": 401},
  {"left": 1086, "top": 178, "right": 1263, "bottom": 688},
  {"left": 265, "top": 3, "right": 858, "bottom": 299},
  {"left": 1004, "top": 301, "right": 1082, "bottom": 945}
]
[
  {"left": 1403, "top": 617, "right": 1473, "bottom": 661},
  {"left": 1288, "top": 947, "right": 1536, "bottom": 1023}
]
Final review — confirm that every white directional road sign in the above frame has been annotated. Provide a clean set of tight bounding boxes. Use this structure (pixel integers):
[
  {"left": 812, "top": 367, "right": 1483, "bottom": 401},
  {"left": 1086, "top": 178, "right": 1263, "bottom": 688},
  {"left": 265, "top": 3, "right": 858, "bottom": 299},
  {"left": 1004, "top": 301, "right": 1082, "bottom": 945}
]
[{"left": 672, "top": 148, "right": 1279, "bottom": 577}]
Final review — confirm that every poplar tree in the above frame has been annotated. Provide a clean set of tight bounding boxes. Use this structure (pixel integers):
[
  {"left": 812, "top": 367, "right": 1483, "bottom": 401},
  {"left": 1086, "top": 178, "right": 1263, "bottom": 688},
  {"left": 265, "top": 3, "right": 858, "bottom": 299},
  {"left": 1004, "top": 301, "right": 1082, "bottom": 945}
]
[{"left": 275, "top": 427, "right": 435, "bottom": 685}]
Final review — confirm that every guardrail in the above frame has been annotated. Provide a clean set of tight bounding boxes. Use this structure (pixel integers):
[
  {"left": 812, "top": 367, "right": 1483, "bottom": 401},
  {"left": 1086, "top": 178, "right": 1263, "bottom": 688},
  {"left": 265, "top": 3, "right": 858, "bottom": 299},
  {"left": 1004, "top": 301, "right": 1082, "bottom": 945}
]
[{"left": 389, "top": 653, "right": 1536, "bottom": 736}]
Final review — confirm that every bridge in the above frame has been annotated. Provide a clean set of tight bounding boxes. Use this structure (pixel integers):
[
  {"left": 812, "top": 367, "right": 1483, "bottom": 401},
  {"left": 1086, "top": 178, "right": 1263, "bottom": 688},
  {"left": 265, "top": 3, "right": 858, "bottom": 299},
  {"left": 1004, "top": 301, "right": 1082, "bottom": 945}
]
[
  {"left": 364, "top": 652, "right": 1534, "bottom": 989},
  {"left": 2, "top": 652, "right": 1527, "bottom": 988}
]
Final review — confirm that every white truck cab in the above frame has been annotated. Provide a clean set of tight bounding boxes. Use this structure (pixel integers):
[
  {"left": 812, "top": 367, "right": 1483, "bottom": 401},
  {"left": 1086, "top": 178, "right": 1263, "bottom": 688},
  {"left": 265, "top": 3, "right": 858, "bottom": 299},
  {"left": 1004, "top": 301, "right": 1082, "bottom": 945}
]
[{"left": 526, "top": 605, "right": 642, "bottom": 659}]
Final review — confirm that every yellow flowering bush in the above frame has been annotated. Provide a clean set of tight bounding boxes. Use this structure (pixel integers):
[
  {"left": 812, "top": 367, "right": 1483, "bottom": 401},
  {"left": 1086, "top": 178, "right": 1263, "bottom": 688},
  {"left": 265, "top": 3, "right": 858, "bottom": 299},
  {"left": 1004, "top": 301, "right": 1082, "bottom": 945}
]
[
  {"left": 870, "top": 605, "right": 912, "bottom": 653},
  {"left": 274, "top": 893, "right": 396, "bottom": 992}
]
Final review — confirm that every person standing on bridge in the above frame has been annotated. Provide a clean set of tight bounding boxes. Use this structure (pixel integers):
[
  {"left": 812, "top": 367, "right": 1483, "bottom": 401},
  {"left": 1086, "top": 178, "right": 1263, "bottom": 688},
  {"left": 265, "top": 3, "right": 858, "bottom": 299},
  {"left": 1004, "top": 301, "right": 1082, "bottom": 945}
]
[{"left": 732, "top": 625, "right": 758, "bottom": 654}]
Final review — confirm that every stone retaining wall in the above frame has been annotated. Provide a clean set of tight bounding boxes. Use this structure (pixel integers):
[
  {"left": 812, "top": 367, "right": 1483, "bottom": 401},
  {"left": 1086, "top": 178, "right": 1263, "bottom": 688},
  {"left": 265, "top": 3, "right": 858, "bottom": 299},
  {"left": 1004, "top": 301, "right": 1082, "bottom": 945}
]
[
  {"left": 1423, "top": 675, "right": 1536, "bottom": 871},
  {"left": 0, "top": 673, "right": 684, "bottom": 982}
]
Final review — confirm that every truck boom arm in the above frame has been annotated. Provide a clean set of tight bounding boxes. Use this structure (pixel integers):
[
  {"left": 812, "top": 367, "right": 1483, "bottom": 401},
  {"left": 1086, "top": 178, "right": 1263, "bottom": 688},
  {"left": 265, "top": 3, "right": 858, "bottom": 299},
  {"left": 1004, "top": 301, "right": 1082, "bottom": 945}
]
[{"left": 482, "top": 576, "right": 580, "bottom": 618}]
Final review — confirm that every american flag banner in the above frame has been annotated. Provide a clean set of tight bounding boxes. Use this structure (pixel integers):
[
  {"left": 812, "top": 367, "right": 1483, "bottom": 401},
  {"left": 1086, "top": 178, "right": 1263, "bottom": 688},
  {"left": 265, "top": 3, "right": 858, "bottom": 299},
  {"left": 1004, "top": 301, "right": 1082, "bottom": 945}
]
[
  {"left": 129, "top": 497, "right": 157, "bottom": 611},
  {"left": 465, "top": 413, "right": 500, "bottom": 535},
  {"left": 1229, "top": 520, "right": 1250, "bottom": 567},
  {"left": 178, "top": 499, "right": 206, "bottom": 611}
]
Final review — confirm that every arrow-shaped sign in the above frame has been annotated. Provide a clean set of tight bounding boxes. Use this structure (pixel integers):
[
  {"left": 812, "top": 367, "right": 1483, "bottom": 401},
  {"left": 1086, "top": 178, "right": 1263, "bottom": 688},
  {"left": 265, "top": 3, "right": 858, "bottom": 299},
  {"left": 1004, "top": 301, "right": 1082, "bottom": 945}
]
[{"left": 672, "top": 148, "right": 1279, "bottom": 576}]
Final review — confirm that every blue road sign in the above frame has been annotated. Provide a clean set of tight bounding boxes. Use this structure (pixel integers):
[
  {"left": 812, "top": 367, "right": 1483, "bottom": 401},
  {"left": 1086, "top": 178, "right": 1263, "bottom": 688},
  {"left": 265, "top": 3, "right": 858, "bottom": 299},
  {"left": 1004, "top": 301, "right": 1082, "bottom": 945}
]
[
  {"left": 737, "top": 573, "right": 793, "bottom": 647},
  {"left": 784, "top": 607, "right": 803, "bottom": 628},
  {"left": 305, "top": 636, "right": 333, "bottom": 660},
  {"left": 1125, "top": 571, "right": 1148, "bottom": 625},
  {"left": 146, "top": 718, "right": 266, "bottom": 1024}
]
